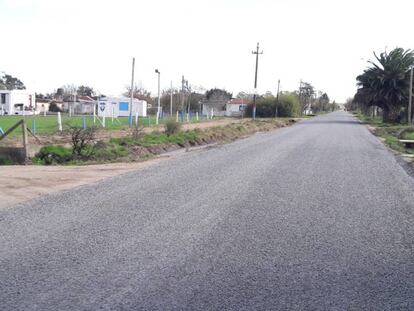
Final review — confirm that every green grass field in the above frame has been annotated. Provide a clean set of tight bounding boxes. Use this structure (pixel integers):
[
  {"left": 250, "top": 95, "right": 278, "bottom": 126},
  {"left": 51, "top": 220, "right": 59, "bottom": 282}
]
[{"left": 0, "top": 114, "right": 210, "bottom": 137}]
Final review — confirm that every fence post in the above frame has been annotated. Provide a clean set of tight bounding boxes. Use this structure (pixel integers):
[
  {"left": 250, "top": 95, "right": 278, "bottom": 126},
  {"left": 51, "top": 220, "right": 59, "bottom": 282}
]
[
  {"left": 135, "top": 112, "right": 139, "bottom": 125},
  {"left": 93, "top": 105, "right": 96, "bottom": 124},
  {"left": 22, "top": 120, "right": 29, "bottom": 162},
  {"left": 196, "top": 112, "right": 199, "bottom": 121},
  {"left": 32, "top": 119, "right": 36, "bottom": 135},
  {"left": 176, "top": 111, "right": 179, "bottom": 122},
  {"left": 112, "top": 106, "right": 115, "bottom": 124},
  {"left": 83, "top": 116, "right": 86, "bottom": 129},
  {"left": 103, "top": 114, "right": 106, "bottom": 128},
  {"left": 57, "top": 112, "right": 63, "bottom": 131}
]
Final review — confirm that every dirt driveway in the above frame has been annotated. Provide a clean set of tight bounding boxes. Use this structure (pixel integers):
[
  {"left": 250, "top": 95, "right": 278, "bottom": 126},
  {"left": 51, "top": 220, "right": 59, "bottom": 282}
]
[
  {"left": 0, "top": 157, "right": 169, "bottom": 209},
  {"left": 0, "top": 118, "right": 242, "bottom": 209}
]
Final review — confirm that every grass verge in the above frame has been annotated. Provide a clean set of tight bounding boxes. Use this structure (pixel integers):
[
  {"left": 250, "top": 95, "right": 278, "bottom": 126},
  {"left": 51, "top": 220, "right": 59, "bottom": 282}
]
[{"left": 354, "top": 112, "right": 414, "bottom": 155}]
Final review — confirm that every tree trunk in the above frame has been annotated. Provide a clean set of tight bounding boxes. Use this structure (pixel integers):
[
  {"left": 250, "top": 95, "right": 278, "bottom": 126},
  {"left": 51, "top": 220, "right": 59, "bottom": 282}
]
[{"left": 382, "top": 105, "right": 400, "bottom": 123}]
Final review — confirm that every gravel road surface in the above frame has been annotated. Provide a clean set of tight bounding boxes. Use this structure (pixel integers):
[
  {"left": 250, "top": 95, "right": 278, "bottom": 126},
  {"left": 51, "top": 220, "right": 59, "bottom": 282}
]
[{"left": 1, "top": 111, "right": 413, "bottom": 310}]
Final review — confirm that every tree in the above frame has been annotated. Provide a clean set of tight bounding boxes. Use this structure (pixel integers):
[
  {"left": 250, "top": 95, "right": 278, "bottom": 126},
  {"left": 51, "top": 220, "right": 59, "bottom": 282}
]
[
  {"left": 298, "top": 82, "right": 314, "bottom": 114},
  {"left": 355, "top": 47, "right": 414, "bottom": 123},
  {"left": 312, "top": 92, "right": 330, "bottom": 113},
  {"left": 124, "top": 85, "right": 154, "bottom": 106},
  {"left": 205, "top": 88, "right": 232, "bottom": 101},
  {"left": 0, "top": 74, "right": 26, "bottom": 90},
  {"left": 77, "top": 85, "right": 94, "bottom": 97}
]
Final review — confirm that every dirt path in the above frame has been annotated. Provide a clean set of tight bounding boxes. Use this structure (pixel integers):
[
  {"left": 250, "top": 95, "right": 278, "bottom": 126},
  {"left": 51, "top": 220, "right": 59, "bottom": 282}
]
[{"left": 0, "top": 157, "right": 170, "bottom": 209}]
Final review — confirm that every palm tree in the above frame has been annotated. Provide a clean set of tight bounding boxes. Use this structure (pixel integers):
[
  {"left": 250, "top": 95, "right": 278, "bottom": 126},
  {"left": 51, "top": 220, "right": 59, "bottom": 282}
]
[{"left": 355, "top": 48, "right": 414, "bottom": 123}]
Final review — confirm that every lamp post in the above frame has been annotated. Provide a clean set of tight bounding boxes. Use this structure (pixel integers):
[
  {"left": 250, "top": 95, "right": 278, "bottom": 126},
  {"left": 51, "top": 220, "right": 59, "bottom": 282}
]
[{"left": 155, "top": 69, "right": 161, "bottom": 125}]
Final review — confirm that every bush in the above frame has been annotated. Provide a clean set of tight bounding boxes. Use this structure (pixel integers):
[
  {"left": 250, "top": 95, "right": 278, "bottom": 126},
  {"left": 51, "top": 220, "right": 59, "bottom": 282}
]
[
  {"left": 69, "top": 126, "right": 97, "bottom": 156},
  {"left": 0, "top": 158, "right": 16, "bottom": 165},
  {"left": 91, "top": 144, "right": 129, "bottom": 160},
  {"left": 245, "top": 97, "right": 275, "bottom": 117},
  {"left": 245, "top": 93, "right": 300, "bottom": 118},
  {"left": 276, "top": 94, "right": 300, "bottom": 117},
  {"left": 165, "top": 120, "right": 181, "bottom": 136},
  {"left": 48, "top": 102, "right": 62, "bottom": 112},
  {"left": 36, "top": 145, "right": 72, "bottom": 164}
]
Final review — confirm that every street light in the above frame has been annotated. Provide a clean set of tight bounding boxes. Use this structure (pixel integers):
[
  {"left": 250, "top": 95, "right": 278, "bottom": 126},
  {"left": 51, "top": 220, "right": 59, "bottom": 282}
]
[{"left": 155, "top": 69, "right": 161, "bottom": 125}]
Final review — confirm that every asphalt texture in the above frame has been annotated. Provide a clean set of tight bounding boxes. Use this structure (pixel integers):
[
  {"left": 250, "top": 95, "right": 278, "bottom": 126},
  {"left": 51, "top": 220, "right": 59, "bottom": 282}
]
[{"left": 1, "top": 111, "right": 413, "bottom": 310}]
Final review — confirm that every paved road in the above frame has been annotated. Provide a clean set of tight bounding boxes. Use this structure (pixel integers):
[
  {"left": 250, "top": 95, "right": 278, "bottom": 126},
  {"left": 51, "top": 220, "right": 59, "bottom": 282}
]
[{"left": 1, "top": 112, "right": 413, "bottom": 310}]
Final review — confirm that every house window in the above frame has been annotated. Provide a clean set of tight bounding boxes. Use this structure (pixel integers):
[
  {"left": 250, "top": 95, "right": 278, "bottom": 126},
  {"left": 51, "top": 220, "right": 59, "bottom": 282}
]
[
  {"left": 1, "top": 94, "right": 6, "bottom": 104},
  {"left": 119, "top": 102, "right": 129, "bottom": 111}
]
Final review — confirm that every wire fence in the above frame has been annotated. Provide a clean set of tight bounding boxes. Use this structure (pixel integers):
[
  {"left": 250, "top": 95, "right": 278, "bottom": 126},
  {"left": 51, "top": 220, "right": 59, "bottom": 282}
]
[{"left": 0, "top": 112, "right": 217, "bottom": 138}]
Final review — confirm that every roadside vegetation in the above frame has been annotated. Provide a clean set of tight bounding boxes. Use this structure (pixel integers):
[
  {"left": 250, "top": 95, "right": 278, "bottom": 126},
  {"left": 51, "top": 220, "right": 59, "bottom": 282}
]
[
  {"left": 30, "top": 118, "right": 297, "bottom": 165},
  {"left": 245, "top": 91, "right": 339, "bottom": 118},
  {"left": 354, "top": 113, "right": 414, "bottom": 155},
  {"left": 346, "top": 47, "right": 414, "bottom": 157}
]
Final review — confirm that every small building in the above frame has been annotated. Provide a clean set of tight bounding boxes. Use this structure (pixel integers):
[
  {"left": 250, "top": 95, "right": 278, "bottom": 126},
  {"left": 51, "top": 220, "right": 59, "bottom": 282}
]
[
  {"left": 225, "top": 98, "right": 248, "bottom": 117},
  {"left": 63, "top": 95, "right": 96, "bottom": 115},
  {"left": 200, "top": 100, "right": 228, "bottom": 117},
  {"left": 97, "top": 97, "right": 147, "bottom": 118},
  {"left": 0, "top": 90, "right": 36, "bottom": 115}
]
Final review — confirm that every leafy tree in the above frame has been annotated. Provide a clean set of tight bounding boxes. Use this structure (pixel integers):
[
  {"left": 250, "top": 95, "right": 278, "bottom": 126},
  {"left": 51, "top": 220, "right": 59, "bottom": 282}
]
[
  {"left": 312, "top": 92, "right": 330, "bottom": 113},
  {"left": 77, "top": 85, "right": 94, "bottom": 96},
  {"left": 298, "top": 82, "right": 314, "bottom": 114},
  {"left": 0, "top": 74, "right": 26, "bottom": 90},
  {"left": 355, "top": 47, "right": 414, "bottom": 123},
  {"left": 205, "top": 88, "right": 232, "bottom": 101}
]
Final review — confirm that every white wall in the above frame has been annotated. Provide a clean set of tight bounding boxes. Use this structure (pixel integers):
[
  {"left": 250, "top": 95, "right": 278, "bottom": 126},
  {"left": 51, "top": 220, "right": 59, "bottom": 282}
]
[
  {"left": 97, "top": 97, "right": 147, "bottom": 118},
  {"left": 0, "top": 90, "right": 35, "bottom": 115}
]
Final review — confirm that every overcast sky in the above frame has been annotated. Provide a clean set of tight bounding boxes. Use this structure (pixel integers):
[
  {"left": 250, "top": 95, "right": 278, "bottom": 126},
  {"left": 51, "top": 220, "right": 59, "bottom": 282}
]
[{"left": 0, "top": 0, "right": 413, "bottom": 102}]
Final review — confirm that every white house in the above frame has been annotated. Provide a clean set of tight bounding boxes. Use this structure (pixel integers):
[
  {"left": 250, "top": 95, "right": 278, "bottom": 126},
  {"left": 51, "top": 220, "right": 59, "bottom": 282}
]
[
  {"left": 97, "top": 97, "right": 147, "bottom": 118},
  {"left": 0, "top": 90, "right": 36, "bottom": 115},
  {"left": 62, "top": 95, "right": 96, "bottom": 115},
  {"left": 226, "top": 99, "right": 247, "bottom": 117}
]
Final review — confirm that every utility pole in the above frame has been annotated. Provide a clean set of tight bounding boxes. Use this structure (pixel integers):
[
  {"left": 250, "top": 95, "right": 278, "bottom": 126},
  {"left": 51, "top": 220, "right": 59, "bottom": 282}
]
[
  {"left": 155, "top": 69, "right": 161, "bottom": 125},
  {"left": 298, "top": 80, "right": 303, "bottom": 116},
  {"left": 186, "top": 80, "right": 190, "bottom": 114},
  {"left": 181, "top": 75, "right": 186, "bottom": 112},
  {"left": 170, "top": 81, "right": 173, "bottom": 117},
  {"left": 409, "top": 66, "right": 413, "bottom": 127},
  {"left": 252, "top": 42, "right": 263, "bottom": 120},
  {"left": 129, "top": 57, "right": 135, "bottom": 126},
  {"left": 275, "top": 79, "right": 280, "bottom": 117}
]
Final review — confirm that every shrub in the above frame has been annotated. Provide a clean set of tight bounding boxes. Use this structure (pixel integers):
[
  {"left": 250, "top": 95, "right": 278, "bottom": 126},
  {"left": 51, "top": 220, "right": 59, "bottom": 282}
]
[
  {"left": 69, "top": 126, "right": 97, "bottom": 156},
  {"left": 91, "top": 145, "right": 129, "bottom": 160},
  {"left": 36, "top": 145, "right": 72, "bottom": 164},
  {"left": 48, "top": 102, "right": 62, "bottom": 112},
  {"left": 276, "top": 94, "right": 300, "bottom": 117},
  {"left": 244, "top": 93, "right": 300, "bottom": 118},
  {"left": 165, "top": 120, "right": 181, "bottom": 136},
  {"left": 0, "top": 158, "right": 16, "bottom": 165}
]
